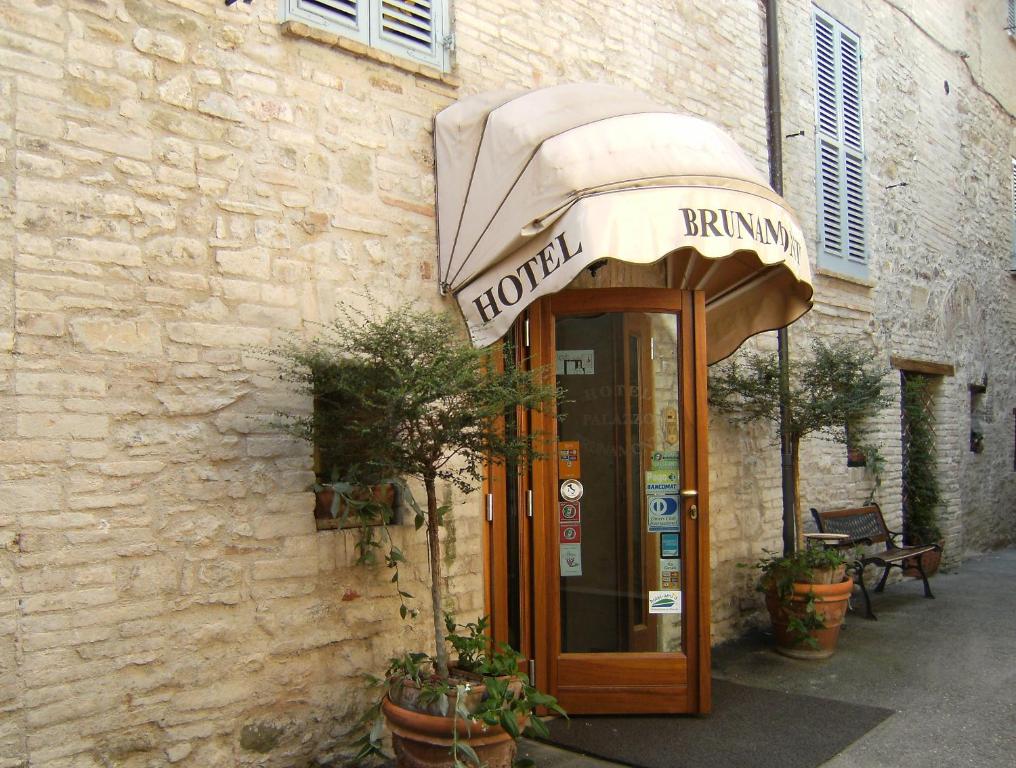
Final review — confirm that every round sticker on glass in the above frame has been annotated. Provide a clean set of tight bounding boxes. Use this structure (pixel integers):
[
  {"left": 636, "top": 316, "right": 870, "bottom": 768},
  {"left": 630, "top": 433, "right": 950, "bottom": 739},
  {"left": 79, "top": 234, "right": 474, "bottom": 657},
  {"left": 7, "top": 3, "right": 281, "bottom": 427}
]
[{"left": 560, "top": 479, "right": 583, "bottom": 501}]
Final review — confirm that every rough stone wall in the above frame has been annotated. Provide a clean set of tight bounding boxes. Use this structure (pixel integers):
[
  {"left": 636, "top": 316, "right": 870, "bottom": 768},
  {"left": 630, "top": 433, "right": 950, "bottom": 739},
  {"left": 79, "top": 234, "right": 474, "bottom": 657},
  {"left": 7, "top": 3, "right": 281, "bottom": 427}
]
[
  {"left": 0, "top": 1, "right": 775, "bottom": 765},
  {"left": 710, "top": 0, "right": 1016, "bottom": 640},
  {"left": 779, "top": 0, "right": 1016, "bottom": 563},
  {"left": 1, "top": 0, "right": 1012, "bottom": 764}
]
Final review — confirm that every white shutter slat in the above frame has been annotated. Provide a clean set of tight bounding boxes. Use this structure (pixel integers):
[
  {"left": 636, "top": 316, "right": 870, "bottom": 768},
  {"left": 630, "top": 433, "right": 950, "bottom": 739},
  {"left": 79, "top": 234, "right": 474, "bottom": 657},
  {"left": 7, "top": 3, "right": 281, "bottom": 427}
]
[
  {"left": 296, "top": 0, "right": 362, "bottom": 33},
  {"left": 285, "top": 0, "right": 448, "bottom": 72},
  {"left": 1003, "top": 156, "right": 1011, "bottom": 270},
  {"left": 815, "top": 17, "right": 839, "bottom": 138},
  {"left": 840, "top": 35, "right": 863, "bottom": 152},
  {"left": 371, "top": 0, "right": 444, "bottom": 69},
  {"left": 844, "top": 150, "right": 865, "bottom": 263},
  {"left": 380, "top": 0, "right": 434, "bottom": 48},
  {"left": 819, "top": 139, "right": 844, "bottom": 258},
  {"left": 814, "top": 9, "right": 866, "bottom": 277}
]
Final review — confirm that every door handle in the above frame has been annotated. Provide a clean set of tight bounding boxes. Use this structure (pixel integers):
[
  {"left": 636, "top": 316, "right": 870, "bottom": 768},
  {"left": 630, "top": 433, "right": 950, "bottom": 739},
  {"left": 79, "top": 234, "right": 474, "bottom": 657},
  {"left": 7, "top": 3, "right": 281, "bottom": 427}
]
[{"left": 680, "top": 489, "right": 698, "bottom": 497}]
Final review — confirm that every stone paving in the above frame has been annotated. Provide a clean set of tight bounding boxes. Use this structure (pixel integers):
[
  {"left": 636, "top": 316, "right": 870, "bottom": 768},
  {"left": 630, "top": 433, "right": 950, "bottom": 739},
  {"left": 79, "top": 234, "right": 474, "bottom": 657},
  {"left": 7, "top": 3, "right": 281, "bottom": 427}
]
[{"left": 518, "top": 549, "right": 1016, "bottom": 767}]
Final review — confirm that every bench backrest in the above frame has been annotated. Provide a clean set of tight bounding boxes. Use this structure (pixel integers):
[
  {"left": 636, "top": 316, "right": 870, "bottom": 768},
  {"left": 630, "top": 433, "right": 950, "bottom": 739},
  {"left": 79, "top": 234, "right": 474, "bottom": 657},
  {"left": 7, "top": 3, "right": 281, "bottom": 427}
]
[{"left": 811, "top": 504, "right": 890, "bottom": 547}]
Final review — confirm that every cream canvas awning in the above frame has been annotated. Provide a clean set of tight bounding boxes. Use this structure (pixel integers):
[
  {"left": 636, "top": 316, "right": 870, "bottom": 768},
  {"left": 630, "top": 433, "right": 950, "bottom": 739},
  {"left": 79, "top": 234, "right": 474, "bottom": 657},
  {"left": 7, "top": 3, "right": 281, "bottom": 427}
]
[{"left": 434, "top": 84, "right": 813, "bottom": 363}]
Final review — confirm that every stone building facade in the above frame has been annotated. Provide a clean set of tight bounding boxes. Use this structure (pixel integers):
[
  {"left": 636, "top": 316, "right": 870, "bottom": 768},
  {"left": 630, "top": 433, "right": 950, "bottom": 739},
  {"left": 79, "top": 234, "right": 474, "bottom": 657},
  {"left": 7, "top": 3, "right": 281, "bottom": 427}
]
[{"left": 0, "top": 0, "right": 1012, "bottom": 766}]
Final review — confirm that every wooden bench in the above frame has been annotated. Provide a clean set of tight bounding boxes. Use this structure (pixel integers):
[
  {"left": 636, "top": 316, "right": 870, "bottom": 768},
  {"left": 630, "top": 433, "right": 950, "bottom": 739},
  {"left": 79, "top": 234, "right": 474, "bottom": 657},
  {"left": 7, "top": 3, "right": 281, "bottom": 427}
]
[{"left": 810, "top": 503, "right": 942, "bottom": 620}]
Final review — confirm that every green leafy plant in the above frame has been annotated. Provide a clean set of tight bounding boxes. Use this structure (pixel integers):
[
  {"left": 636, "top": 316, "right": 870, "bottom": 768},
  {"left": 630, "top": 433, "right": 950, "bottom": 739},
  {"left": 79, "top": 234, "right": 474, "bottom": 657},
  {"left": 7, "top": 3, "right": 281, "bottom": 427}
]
[
  {"left": 750, "top": 547, "right": 851, "bottom": 649},
  {"left": 266, "top": 303, "right": 562, "bottom": 766},
  {"left": 352, "top": 620, "right": 566, "bottom": 766},
  {"left": 710, "top": 338, "right": 890, "bottom": 554},
  {"left": 901, "top": 375, "right": 942, "bottom": 545}
]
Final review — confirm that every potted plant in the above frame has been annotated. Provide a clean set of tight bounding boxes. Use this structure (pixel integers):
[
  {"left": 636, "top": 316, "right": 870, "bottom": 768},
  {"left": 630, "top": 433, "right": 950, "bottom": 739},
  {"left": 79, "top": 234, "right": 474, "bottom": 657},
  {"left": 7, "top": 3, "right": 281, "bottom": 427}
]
[
  {"left": 900, "top": 375, "right": 944, "bottom": 577},
  {"left": 267, "top": 303, "right": 562, "bottom": 767},
  {"left": 752, "top": 546, "right": 853, "bottom": 659},
  {"left": 709, "top": 338, "right": 891, "bottom": 556}
]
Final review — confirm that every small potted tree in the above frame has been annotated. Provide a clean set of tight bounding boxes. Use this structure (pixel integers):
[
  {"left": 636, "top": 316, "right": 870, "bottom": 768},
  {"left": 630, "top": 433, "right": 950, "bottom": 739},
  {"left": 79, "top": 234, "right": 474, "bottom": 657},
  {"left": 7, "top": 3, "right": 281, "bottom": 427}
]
[
  {"left": 267, "top": 303, "right": 562, "bottom": 767},
  {"left": 709, "top": 338, "right": 891, "bottom": 553},
  {"left": 712, "top": 338, "right": 888, "bottom": 657}
]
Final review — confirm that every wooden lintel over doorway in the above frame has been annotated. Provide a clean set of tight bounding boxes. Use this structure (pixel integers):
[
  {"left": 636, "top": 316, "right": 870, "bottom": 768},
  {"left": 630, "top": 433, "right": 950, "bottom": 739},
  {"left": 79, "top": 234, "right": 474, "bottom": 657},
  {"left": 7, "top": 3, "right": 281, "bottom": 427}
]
[{"left": 889, "top": 356, "right": 955, "bottom": 377}]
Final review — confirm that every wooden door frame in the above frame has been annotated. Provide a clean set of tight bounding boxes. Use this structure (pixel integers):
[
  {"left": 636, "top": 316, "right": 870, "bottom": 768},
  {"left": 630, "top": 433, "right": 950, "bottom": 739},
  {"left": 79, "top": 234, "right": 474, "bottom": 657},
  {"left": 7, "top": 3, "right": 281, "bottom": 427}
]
[{"left": 484, "top": 288, "right": 711, "bottom": 714}]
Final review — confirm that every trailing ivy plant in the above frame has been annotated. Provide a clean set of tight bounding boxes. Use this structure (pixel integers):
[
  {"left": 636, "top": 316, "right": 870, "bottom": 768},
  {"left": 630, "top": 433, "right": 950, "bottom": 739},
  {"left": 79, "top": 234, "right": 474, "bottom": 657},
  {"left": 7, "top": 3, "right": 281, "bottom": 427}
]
[
  {"left": 901, "top": 375, "right": 942, "bottom": 545},
  {"left": 709, "top": 338, "right": 890, "bottom": 554}
]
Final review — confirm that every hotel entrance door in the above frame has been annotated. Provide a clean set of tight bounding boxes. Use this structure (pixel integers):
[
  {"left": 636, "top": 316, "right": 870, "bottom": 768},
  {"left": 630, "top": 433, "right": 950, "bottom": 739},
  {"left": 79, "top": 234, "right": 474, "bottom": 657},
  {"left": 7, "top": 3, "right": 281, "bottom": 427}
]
[{"left": 486, "top": 288, "right": 711, "bottom": 716}]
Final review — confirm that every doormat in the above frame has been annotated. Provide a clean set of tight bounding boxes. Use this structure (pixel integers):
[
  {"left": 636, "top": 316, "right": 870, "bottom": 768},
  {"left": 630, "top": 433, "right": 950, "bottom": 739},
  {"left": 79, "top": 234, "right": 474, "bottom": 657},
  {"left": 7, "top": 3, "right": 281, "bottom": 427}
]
[{"left": 539, "top": 679, "right": 894, "bottom": 768}]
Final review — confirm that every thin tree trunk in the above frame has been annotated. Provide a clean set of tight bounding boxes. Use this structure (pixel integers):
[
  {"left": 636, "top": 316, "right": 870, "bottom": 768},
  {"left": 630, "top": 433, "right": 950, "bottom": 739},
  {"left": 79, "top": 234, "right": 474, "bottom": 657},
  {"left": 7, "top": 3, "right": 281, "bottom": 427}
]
[
  {"left": 424, "top": 475, "right": 449, "bottom": 679},
  {"left": 791, "top": 434, "right": 802, "bottom": 553}
]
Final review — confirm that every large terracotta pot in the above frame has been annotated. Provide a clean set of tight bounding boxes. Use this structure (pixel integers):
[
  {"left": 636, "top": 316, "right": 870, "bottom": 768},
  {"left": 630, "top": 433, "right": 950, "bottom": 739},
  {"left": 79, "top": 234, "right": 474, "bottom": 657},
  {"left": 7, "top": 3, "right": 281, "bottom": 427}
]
[
  {"left": 903, "top": 544, "right": 943, "bottom": 578},
  {"left": 765, "top": 577, "right": 853, "bottom": 660},
  {"left": 381, "top": 695, "right": 518, "bottom": 768}
]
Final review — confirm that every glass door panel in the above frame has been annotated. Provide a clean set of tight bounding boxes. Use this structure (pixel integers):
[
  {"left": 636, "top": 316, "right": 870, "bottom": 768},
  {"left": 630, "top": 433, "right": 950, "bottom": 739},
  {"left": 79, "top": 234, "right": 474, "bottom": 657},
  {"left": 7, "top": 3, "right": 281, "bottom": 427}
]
[{"left": 555, "top": 312, "right": 683, "bottom": 655}]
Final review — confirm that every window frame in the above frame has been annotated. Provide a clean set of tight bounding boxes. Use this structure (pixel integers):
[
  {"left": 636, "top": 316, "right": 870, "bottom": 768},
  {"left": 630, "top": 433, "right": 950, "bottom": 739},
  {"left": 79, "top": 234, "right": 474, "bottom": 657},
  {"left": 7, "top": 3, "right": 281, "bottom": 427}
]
[
  {"left": 812, "top": 7, "right": 869, "bottom": 280},
  {"left": 281, "top": 0, "right": 451, "bottom": 73}
]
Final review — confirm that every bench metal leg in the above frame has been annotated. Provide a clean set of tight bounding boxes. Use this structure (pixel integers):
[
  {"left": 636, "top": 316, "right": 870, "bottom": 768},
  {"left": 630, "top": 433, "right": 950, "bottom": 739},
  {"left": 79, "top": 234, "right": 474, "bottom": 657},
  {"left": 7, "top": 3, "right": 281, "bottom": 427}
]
[
  {"left": 852, "top": 562, "right": 877, "bottom": 620},
  {"left": 913, "top": 557, "right": 936, "bottom": 599},
  {"left": 874, "top": 564, "right": 892, "bottom": 593}
]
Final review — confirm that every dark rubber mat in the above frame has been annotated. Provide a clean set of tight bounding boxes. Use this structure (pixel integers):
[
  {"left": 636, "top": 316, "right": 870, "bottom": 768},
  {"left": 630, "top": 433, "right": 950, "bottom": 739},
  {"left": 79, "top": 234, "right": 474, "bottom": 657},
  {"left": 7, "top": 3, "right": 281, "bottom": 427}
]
[{"left": 540, "top": 679, "right": 894, "bottom": 768}]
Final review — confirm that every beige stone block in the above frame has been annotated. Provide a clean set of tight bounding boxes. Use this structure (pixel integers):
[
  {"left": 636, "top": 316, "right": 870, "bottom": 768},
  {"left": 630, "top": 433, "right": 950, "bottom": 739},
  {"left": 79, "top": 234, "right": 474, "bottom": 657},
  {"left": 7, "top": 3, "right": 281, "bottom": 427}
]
[
  {"left": 15, "top": 312, "right": 65, "bottom": 337},
  {"left": 65, "top": 123, "right": 152, "bottom": 161},
  {"left": 236, "top": 304, "right": 301, "bottom": 329},
  {"left": 145, "top": 236, "right": 207, "bottom": 268},
  {"left": 69, "top": 317, "right": 163, "bottom": 354},
  {"left": 17, "top": 413, "right": 108, "bottom": 439},
  {"left": 132, "top": 28, "right": 186, "bottom": 63},
  {"left": 96, "top": 460, "right": 165, "bottom": 477},
  {"left": 197, "top": 92, "right": 246, "bottom": 123},
  {"left": 158, "top": 74, "right": 193, "bottom": 108},
  {"left": 251, "top": 555, "right": 317, "bottom": 581},
  {"left": 114, "top": 48, "right": 154, "bottom": 80},
  {"left": 0, "top": 480, "right": 62, "bottom": 514},
  {"left": 55, "top": 237, "right": 142, "bottom": 267},
  {"left": 16, "top": 371, "right": 107, "bottom": 397},
  {"left": 166, "top": 321, "right": 271, "bottom": 348},
  {"left": 20, "top": 586, "right": 118, "bottom": 615},
  {"left": 68, "top": 491, "right": 147, "bottom": 510},
  {"left": 0, "top": 47, "right": 63, "bottom": 79}
]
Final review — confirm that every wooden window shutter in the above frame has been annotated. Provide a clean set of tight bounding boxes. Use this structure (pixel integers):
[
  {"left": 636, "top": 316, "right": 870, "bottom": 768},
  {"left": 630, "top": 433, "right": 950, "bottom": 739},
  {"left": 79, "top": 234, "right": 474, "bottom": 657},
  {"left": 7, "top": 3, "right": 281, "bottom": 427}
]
[
  {"left": 372, "top": 0, "right": 445, "bottom": 69},
  {"left": 1008, "top": 0, "right": 1016, "bottom": 36},
  {"left": 292, "top": 0, "right": 369, "bottom": 45},
  {"left": 813, "top": 10, "right": 867, "bottom": 278},
  {"left": 1011, "top": 158, "right": 1016, "bottom": 271},
  {"left": 286, "top": 0, "right": 450, "bottom": 71}
]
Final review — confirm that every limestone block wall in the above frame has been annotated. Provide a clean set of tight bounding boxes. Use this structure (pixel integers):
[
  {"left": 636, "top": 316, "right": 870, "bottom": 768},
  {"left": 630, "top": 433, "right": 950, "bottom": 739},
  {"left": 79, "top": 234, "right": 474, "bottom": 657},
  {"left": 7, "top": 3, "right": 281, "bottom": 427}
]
[
  {"left": 0, "top": 0, "right": 1011, "bottom": 764},
  {"left": 0, "top": 0, "right": 778, "bottom": 765},
  {"left": 777, "top": 0, "right": 1016, "bottom": 563}
]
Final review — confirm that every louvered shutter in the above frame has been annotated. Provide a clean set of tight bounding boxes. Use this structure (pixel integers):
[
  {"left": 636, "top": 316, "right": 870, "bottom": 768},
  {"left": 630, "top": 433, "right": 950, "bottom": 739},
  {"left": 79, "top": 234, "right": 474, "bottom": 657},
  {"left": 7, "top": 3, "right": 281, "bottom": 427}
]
[
  {"left": 1008, "top": 0, "right": 1015, "bottom": 36},
  {"left": 1011, "top": 158, "right": 1015, "bottom": 270},
  {"left": 372, "top": 0, "right": 445, "bottom": 70},
  {"left": 291, "top": 0, "right": 369, "bottom": 45},
  {"left": 285, "top": 0, "right": 449, "bottom": 71},
  {"left": 814, "top": 10, "right": 867, "bottom": 278}
]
